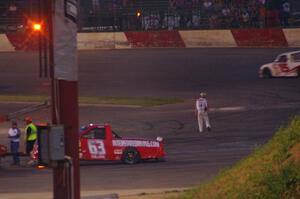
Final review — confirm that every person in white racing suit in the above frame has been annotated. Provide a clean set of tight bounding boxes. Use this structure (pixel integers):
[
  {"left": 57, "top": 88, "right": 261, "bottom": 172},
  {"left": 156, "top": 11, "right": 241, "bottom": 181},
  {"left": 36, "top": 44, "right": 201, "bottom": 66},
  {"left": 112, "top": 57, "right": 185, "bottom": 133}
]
[{"left": 195, "top": 92, "right": 211, "bottom": 133}]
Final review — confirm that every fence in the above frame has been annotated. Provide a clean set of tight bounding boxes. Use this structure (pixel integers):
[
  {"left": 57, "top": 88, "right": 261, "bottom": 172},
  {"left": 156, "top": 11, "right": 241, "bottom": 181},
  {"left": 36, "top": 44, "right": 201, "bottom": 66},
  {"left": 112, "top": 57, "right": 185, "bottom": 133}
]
[
  {"left": 80, "top": 0, "right": 300, "bottom": 32},
  {"left": 0, "top": 0, "right": 300, "bottom": 33},
  {"left": 0, "top": 2, "right": 25, "bottom": 32}
]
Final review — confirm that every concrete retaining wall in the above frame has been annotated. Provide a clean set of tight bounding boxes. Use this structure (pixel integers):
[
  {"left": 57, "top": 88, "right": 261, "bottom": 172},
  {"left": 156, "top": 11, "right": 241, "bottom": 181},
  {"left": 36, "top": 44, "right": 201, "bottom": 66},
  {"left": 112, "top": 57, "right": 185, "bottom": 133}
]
[
  {"left": 231, "top": 28, "right": 288, "bottom": 47},
  {"left": 180, "top": 30, "right": 237, "bottom": 47},
  {"left": 125, "top": 31, "right": 185, "bottom": 48},
  {"left": 77, "top": 32, "right": 130, "bottom": 50},
  {"left": 282, "top": 28, "right": 300, "bottom": 47},
  {"left": 0, "top": 28, "right": 299, "bottom": 51},
  {"left": 0, "top": 34, "right": 15, "bottom": 52}
]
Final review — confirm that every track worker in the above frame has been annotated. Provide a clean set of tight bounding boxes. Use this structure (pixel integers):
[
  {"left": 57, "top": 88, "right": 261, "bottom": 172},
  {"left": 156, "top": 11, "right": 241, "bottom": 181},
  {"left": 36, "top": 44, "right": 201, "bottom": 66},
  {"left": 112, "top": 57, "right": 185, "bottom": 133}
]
[
  {"left": 24, "top": 116, "right": 37, "bottom": 155},
  {"left": 195, "top": 92, "right": 211, "bottom": 133},
  {"left": 8, "top": 120, "right": 21, "bottom": 165}
]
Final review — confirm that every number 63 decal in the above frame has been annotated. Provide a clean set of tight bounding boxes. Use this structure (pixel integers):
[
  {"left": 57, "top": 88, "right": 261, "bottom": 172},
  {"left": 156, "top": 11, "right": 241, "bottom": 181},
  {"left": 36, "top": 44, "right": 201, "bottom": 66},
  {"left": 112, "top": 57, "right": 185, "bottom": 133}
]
[{"left": 88, "top": 139, "right": 106, "bottom": 157}]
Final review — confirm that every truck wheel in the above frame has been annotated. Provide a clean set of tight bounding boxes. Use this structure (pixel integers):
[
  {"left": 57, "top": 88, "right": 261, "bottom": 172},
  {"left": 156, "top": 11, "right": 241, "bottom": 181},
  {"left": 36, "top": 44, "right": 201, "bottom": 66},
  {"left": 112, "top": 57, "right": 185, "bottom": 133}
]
[
  {"left": 122, "top": 148, "right": 140, "bottom": 164},
  {"left": 263, "top": 68, "right": 272, "bottom": 78},
  {"left": 155, "top": 157, "right": 165, "bottom": 162}
]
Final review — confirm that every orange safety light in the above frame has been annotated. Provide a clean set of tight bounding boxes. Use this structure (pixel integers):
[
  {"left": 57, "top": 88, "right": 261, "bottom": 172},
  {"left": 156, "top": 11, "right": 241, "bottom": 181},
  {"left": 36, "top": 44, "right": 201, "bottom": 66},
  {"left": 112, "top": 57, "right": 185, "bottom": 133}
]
[
  {"left": 33, "top": 23, "right": 42, "bottom": 31},
  {"left": 37, "top": 165, "right": 46, "bottom": 169},
  {"left": 136, "top": 11, "right": 141, "bottom": 17}
]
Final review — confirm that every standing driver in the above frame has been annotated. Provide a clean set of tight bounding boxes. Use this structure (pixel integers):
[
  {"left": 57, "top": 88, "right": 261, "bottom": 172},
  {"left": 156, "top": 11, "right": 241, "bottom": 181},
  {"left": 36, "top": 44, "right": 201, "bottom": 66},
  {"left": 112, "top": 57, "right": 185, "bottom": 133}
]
[
  {"left": 195, "top": 92, "right": 211, "bottom": 133},
  {"left": 24, "top": 116, "right": 37, "bottom": 155}
]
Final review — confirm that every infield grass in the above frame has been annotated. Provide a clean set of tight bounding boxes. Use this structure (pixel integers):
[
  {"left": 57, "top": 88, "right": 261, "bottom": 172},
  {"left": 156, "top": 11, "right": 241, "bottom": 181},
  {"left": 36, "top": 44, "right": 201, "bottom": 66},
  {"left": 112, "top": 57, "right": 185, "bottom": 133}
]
[
  {"left": 0, "top": 95, "right": 184, "bottom": 107},
  {"left": 170, "top": 116, "right": 300, "bottom": 199}
]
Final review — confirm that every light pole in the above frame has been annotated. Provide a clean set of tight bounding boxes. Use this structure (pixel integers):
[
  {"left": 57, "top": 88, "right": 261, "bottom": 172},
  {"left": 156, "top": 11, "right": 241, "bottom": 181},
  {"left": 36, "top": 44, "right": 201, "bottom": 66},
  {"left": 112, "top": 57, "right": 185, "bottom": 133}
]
[{"left": 37, "top": 0, "right": 80, "bottom": 198}]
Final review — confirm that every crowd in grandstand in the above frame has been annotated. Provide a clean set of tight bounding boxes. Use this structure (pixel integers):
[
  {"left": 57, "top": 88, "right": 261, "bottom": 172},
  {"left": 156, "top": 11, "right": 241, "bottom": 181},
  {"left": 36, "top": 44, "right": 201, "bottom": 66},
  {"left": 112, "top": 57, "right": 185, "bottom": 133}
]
[
  {"left": 84, "top": 0, "right": 295, "bottom": 31},
  {"left": 140, "top": 0, "right": 292, "bottom": 30},
  {"left": 0, "top": 0, "right": 297, "bottom": 32}
]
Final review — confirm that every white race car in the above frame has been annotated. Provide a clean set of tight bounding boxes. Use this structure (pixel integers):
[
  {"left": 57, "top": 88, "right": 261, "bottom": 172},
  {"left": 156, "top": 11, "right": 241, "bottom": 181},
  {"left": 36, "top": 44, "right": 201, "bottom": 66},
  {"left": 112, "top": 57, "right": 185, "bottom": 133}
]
[{"left": 259, "top": 51, "right": 300, "bottom": 78}]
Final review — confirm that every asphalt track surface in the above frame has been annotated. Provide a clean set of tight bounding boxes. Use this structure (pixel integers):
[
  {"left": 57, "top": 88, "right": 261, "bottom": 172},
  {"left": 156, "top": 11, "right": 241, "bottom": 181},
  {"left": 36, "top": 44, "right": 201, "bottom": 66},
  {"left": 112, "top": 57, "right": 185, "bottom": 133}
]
[{"left": 0, "top": 48, "right": 299, "bottom": 195}]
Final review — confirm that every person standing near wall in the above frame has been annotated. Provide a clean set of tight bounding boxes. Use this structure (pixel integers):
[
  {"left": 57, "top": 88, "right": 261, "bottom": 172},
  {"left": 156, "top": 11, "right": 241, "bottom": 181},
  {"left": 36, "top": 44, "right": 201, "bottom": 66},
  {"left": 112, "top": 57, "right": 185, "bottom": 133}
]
[
  {"left": 24, "top": 116, "right": 37, "bottom": 155},
  {"left": 195, "top": 92, "right": 211, "bottom": 133},
  {"left": 8, "top": 120, "right": 21, "bottom": 165}
]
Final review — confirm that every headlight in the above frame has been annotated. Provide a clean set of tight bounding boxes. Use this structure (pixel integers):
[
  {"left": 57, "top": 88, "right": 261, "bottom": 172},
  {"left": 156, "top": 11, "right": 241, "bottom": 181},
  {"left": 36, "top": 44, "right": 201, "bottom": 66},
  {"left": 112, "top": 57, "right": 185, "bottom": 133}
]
[{"left": 156, "top": 137, "right": 163, "bottom": 142}]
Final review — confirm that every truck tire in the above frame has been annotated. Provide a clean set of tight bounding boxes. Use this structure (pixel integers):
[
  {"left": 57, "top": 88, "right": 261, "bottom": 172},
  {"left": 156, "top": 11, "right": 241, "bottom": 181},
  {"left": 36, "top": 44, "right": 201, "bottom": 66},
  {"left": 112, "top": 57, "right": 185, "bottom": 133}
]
[{"left": 122, "top": 148, "right": 140, "bottom": 164}]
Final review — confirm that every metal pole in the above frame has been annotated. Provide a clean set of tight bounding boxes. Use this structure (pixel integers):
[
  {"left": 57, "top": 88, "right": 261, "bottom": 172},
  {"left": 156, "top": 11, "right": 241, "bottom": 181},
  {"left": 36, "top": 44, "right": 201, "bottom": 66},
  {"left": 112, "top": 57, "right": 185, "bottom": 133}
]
[
  {"left": 38, "top": 0, "right": 42, "bottom": 78},
  {"left": 48, "top": 0, "right": 80, "bottom": 199},
  {"left": 53, "top": 80, "right": 79, "bottom": 199}
]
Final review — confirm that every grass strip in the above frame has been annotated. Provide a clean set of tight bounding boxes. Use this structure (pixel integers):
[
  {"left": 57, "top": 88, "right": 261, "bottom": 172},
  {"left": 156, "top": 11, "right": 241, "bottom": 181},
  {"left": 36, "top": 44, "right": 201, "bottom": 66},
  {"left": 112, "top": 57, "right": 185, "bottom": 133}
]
[
  {"left": 171, "top": 115, "right": 300, "bottom": 199},
  {"left": 0, "top": 95, "right": 184, "bottom": 107},
  {"left": 0, "top": 95, "right": 48, "bottom": 103}
]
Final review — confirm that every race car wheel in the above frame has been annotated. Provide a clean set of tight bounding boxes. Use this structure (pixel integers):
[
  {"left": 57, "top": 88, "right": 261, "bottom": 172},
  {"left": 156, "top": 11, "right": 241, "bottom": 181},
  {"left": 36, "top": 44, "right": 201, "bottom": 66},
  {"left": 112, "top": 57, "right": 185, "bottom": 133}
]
[
  {"left": 122, "top": 148, "right": 140, "bottom": 164},
  {"left": 262, "top": 68, "right": 272, "bottom": 78}
]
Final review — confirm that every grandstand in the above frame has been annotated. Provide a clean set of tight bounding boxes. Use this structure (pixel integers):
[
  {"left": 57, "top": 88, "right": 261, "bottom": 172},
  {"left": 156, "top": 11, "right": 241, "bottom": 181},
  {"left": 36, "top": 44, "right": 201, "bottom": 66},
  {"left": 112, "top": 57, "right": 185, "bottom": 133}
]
[
  {"left": 0, "top": 0, "right": 26, "bottom": 32},
  {"left": 79, "top": 0, "right": 300, "bottom": 31},
  {"left": 0, "top": 0, "right": 299, "bottom": 33}
]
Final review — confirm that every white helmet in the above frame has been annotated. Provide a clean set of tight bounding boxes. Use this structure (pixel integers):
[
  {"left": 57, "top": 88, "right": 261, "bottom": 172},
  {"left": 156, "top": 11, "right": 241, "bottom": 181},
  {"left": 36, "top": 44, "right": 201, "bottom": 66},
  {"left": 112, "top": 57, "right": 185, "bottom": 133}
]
[{"left": 200, "top": 92, "right": 206, "bottom": 97}]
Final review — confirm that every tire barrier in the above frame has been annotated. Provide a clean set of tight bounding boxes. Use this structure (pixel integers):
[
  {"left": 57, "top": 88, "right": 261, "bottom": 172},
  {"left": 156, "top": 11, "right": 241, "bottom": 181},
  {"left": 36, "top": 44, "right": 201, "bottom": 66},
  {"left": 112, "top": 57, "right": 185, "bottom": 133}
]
[{"left": 1, "top": 28, "right": 299, "bottom": 51}]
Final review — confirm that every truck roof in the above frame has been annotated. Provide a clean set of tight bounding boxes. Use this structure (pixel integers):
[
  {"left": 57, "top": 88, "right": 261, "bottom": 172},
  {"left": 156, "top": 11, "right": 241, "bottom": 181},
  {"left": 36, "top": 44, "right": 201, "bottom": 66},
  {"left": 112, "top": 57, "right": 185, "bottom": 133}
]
[{"left": 279, "top": 50, "right": 300, "bottom": 56}]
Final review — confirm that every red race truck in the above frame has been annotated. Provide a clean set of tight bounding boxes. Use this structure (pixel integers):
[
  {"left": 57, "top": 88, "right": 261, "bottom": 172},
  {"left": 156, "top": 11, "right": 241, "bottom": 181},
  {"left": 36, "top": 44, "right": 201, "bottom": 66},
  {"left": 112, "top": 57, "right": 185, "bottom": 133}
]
[
  {"left": 32, "top": 123, "right": 165, "bottom": 165},
  {"left": 79, "top": 124, "right": 165, "bottom": 164}
]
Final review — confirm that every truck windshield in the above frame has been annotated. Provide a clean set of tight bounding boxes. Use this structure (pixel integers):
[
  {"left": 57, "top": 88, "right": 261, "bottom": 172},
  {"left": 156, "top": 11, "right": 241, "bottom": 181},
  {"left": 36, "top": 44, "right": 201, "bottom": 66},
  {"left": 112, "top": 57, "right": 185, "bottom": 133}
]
[
  {"left": 80, "top": 126, "right": 88, "bottom": 133},
  {"left": 112, "top": 131, "right": 121, "bottom": 139}
]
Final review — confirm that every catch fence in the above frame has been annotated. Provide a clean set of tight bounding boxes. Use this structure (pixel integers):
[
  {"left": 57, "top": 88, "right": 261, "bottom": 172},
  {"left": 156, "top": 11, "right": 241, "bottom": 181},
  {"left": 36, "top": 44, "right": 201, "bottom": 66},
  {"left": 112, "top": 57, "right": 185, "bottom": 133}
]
[{"left": 0, "top": 0, "right": 300, "bottom": 33}]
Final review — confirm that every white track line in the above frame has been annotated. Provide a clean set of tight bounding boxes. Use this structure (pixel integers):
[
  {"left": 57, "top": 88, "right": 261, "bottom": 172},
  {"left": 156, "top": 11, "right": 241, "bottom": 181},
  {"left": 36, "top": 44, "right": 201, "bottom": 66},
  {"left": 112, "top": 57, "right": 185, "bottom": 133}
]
[{"left": 210, "top": 106, "right": 246, "bottom": 112}]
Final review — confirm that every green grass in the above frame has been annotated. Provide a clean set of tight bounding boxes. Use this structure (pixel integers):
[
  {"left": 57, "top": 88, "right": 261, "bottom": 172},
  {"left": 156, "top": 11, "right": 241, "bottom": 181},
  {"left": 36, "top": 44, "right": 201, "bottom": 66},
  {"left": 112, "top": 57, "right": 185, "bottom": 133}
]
[
  {"left": 79, "top": 96, "right": 184, "bottom": 107},
  {"left": 0, "top": 95, "right": 48, "bottom": 103},
  {"left": 171, "top": 116, "right": 300, "bottom": 199},
  {"left": 0, "top": 95, "right": 184, "bottom": 107}
]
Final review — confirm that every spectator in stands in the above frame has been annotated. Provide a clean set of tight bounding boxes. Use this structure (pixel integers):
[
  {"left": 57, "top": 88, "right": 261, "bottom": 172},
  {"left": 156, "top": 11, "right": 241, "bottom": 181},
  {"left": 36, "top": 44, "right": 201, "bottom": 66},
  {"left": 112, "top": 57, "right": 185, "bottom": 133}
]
[
  {"left": 202, "top": 0, "right": 214, "bottom": 27},
  {"left": 163, "top": 13, "right": 180, "bottom": 30},
  {"left": 281, "top": 0, "right": 291, "bottom": 27},
  {"left": 192, "top": 0, "right": 200, "bottom": 9},
  {"left": 169, "top": 0, "right": 177, "bottom": 10},
  {"left": 203, "top": 0, "right": 213, "bottom": 12},
  {"left": 258, "top": 2, "right": 266, "bottom": 27},
  {"left": 8, "top": 4, "right": 17, "bottom": 12},
  {"left": 191, "top": 10, "right": 201, "bottom": 28},
  {"left": 248, "top": 2, "right": 259, "bottom": 27},
  {"left": 229, "top": 7, "right": 240, "bottom": 28},
  {"left": 191, "top": 0, "right": 201, "bottom": 28},
  {"left": 221, "top": 6, "right": 231, "bottom": 28},
  {"left": 78, "top": 0, "right": 298, "bottom": 31},
  {"left": 209, "top": 13, "right": 219, "bottom": 28},
  {"left": 242, "top": 9, "right": 250, "bottom": 27},
  {"left": 91, "top": 0, "right": 100, "bottom": 15},
  {"left": 5, "top": 3, "right": 18, "bottom": 18}
]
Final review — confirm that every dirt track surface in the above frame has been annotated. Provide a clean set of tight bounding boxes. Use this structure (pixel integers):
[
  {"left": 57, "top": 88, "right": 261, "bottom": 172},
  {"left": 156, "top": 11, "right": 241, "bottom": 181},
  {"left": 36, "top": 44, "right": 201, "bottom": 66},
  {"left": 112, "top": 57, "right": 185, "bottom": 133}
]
[{"left": 0, "top": 48, "right": 299, "bottom": 195}]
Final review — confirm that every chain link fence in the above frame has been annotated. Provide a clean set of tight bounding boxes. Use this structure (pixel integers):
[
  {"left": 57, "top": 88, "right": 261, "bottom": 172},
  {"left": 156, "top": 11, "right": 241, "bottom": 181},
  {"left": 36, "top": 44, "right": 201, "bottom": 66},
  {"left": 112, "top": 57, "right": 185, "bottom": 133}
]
[{"left": 0, "top": 0, "right": 300, "bottom": 33}]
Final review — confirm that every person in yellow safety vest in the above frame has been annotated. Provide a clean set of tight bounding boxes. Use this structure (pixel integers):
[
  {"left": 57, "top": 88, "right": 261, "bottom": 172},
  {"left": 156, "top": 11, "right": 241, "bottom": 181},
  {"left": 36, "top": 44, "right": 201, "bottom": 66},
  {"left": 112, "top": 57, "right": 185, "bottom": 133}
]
[{"left": 24, "top": 116, "right": 37, "bottom": 155}]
